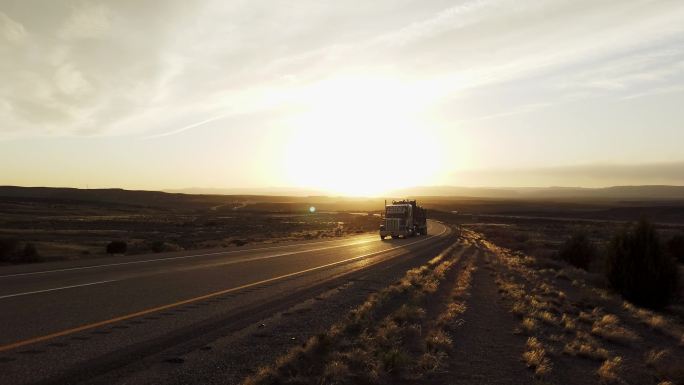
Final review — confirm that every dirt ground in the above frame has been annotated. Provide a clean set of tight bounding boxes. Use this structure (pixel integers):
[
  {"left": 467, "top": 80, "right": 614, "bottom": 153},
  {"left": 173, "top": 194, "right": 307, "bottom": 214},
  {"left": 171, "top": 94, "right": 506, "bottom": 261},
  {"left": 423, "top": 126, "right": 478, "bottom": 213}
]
[
  {"left": 0, "top": 197, "right": 381, "bottom": 262},
  {"left": 238, "top": 227, "right": 684, "bottom": 385}
]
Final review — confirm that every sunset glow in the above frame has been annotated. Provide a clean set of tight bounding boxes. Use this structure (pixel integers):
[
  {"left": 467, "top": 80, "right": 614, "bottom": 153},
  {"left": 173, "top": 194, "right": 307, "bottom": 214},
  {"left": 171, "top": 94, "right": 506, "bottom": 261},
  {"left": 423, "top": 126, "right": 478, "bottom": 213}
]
[
  {"left": 281, "top": 76, "right": 444, "bottom": 196},
  {"left": 1, "top": 1, "right": 683, "bottom": 194}
]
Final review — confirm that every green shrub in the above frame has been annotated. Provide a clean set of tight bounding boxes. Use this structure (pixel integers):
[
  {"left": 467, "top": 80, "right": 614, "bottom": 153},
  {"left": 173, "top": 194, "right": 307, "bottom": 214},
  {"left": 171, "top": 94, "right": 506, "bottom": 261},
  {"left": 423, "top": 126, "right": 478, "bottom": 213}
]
[
  {"left": 558, "top": 232, "right": 596, "bottom": 270},
  {"left": 106, "top": 240, "right": 127, "bottom": 254},
  {"left": 666, "top": 233, "right": 684, "bottom": 264},
  {"left": 606, "top": 219, "right": 678, "bottom": 309}
]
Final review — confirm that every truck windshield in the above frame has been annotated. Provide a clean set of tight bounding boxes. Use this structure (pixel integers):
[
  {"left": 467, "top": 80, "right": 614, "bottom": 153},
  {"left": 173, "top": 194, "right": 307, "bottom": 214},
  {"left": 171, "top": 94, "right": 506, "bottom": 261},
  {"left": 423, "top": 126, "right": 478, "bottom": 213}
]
[
  {"left": 386, "top": 213, "right": 406, "bottom": 218},
  {"left": 385, "top": 206, "right": 407, "bottom": 218}
]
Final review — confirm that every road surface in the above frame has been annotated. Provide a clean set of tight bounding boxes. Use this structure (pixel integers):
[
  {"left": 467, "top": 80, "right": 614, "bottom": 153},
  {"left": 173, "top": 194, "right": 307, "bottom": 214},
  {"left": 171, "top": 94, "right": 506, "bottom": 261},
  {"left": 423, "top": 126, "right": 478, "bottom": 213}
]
[{"left": 0, "top": 220, "right": 452, "bottom": 384}]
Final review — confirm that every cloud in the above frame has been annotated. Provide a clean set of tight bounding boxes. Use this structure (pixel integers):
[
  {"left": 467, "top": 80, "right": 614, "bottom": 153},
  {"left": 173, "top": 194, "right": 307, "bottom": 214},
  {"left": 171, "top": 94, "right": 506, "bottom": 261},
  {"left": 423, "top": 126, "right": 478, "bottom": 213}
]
[
  {"left": 54, "top": 63, "right": 94, "bottom": 97},
  {"left": 0, "top": 11, "right": 26, "bottom": 43},
  {"left": 1, "top": 0, "right": 683, "bottom": 139},
  {"left": 58, "top": 3, "right": 112, "bottom": 40}
]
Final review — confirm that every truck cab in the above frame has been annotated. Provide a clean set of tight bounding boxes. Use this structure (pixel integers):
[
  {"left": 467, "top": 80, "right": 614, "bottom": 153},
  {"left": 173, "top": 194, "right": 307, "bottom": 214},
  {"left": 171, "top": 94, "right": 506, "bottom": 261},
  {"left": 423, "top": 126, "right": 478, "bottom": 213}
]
[{"left": 379, "top": 200, "right": 427, "bottom": 240}]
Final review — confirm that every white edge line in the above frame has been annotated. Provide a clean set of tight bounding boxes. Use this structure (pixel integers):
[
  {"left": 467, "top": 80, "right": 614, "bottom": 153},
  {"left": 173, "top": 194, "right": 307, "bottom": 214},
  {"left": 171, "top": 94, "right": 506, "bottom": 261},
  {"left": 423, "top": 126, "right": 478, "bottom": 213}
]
[
  {"left": 0, "top": 224, "right": 449, "bottom": 301},
  {"left": 0, "top": 235, "right": 377, "bottom": 279},
  {"left": 0, "top": 280, "right": 118, "bottom": 300}
]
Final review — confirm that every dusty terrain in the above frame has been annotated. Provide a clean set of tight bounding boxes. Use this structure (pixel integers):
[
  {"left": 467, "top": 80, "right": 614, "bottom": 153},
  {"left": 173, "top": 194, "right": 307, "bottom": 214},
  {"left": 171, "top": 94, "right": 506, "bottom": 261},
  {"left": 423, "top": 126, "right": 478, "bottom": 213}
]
[
  {"left": 238, "top": 228, "right": 684, "bottom": 385},
  {"left": 2, "top": 187, "right": 683, "bottom": 384},
  {"left": 0, "top": 187, "right": 382, "bottom": 262}
]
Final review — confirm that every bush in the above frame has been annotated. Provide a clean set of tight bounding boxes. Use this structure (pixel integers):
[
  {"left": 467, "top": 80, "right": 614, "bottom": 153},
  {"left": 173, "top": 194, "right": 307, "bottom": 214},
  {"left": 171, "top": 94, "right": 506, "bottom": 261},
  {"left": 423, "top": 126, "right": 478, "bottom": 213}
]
[
  {"left": 0, "top": 237, "right": 19, "bottom": 262},
  {"left": 0, "top": 239, "right": 42, "bottom": 264},
  {"left": 558, "top": 232, "right": 596, "bottom": 270},
  {"left": 606, "top": 219, "right": 678, "bottom": 309},
  {"left": 230, "top": 239, "right": 248, "bottom": 247},
  {"left": 147, "top": 240, "right": 182, "bottom": 253},
  {"left": 16, "top": 243, "right": 42, "bottom": 263},
  {"left": 106, "top": 240, "right": 127, "bottom": 255},
  {"left": 666, "top": 233, "right": 684, "bottom": 264}
]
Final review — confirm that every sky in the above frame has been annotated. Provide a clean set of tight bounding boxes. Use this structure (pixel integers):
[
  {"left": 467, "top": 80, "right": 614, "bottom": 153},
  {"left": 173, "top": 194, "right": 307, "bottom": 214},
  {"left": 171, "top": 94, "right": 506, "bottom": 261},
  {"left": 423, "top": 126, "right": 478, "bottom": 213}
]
[{"left": 1, "top": 0, "right": 683, "bottom": 196}]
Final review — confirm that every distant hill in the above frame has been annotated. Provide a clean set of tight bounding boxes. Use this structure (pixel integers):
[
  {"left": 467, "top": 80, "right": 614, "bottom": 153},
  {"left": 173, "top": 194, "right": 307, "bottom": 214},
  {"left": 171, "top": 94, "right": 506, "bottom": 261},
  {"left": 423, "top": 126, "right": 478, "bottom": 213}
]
[
  {"left": 389, "top": 185, "right": 684, "bottom": 200},
  {"left": 2, "top": 185, "right": 683, "bottom": 210},
  {"left": 164, "top": 187, "right": 328, "bottom": 197},
  {"left": 0, "top": 186, "right": 382, "bottom": 211}
]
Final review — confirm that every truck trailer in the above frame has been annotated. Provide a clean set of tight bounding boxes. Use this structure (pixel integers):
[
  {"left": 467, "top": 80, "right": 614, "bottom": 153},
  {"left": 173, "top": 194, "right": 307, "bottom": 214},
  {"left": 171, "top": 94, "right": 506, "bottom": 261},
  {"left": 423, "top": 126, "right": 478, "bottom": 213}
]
[{"left": 379, "top": 200, "right": 427, "bottom": 240}]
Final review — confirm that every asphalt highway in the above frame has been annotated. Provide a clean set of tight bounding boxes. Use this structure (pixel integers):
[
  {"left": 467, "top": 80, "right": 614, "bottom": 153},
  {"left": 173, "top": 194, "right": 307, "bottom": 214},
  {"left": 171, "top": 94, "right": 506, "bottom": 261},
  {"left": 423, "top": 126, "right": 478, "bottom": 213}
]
[{"left": 0, "top": 220, "right": 452, "bottom": 384}]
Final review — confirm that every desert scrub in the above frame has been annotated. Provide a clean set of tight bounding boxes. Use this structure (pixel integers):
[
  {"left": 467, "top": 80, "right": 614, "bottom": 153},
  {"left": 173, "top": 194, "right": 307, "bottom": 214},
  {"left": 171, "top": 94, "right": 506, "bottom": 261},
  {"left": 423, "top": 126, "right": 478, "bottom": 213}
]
[
  {"left": 622, "top": 301, "right": 684, "bottom": 343},
  {"left": 557, "top": 232, "right": 597, "bottom": 270},
  {"left": 606, "top": 219, "right": 678, "bottom": 309},
  {"left": 520, "top": 317, "right": 537, "bottom": 334},
  {"left": 563, "top": 337, "right": 609, "bottom": 361},
  {"left": 0, "top": 238, "right": 43, "bottom": 263},
  {"left": 106, "top": 240, "right": 127, "bottom": 254},
  {"left": 597, "top": 356, "right": 623, "bottom": 384},
  {"left": 644, "top": 349, "right": 684, "bottom": 384},
  {"left": 523, "top": 337, "right": 552, "bottom": 377},
  {"left": 243, "top": 241, "right": 464, "bottom": 385},
  {"left": 590, "top": 314, "right": 639, "bottom": 344}
]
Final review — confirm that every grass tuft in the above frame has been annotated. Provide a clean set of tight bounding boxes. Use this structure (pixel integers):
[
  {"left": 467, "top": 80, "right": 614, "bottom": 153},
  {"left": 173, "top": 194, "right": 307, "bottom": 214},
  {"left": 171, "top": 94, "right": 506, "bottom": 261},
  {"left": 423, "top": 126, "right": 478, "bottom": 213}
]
[
  {"left": 523, "top": 337, "right": 552, "bottom": 377},
  {"left": 597, "top": 356, "right": 623, "bottom": 384}
]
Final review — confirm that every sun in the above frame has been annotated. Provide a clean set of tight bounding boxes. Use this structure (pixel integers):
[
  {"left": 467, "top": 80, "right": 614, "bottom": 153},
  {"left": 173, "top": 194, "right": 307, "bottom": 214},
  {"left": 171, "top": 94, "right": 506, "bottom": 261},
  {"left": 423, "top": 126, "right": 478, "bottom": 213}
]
[{"left": 282, "top": 76, "right": 443, "bottom": 196}]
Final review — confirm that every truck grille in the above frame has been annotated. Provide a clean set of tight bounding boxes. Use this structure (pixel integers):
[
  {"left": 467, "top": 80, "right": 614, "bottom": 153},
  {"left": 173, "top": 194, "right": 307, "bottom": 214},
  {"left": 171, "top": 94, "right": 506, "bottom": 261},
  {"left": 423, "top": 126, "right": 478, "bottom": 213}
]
[{"left": 385, "top": 219, "right": 401, "bottom": 231}]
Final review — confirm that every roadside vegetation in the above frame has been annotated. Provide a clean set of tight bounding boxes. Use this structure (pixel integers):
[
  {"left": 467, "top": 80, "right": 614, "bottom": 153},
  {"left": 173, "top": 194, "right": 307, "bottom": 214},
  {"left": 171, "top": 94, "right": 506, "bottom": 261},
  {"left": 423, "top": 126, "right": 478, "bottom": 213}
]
[
  {"left": 243, "top": 238, "right": 477, "bottom": 385},
  {"left": 558, "top": 232, "right": 597, "bottom": 271},
  {"left": 483, "top": 227, "right": 684, "bottom": 385},
  {"left": 0, "top": 237, "right": 43, "bottom": 263},
  {"left": 0, "top": 194, "right": 382, "bottom": 263},
  {"left": 239, "top": 216, "right": 683, "bottom": 385},
  {"left": 606, "top": 219, "right": 679, "bottom": 309}
]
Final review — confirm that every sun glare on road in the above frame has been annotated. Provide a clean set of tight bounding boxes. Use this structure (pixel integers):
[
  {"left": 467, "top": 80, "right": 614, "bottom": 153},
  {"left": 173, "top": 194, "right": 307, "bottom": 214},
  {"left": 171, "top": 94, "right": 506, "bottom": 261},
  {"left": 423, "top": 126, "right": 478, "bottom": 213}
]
[{"left": 283, "top": 76, "right": 444, "bottom": 196}]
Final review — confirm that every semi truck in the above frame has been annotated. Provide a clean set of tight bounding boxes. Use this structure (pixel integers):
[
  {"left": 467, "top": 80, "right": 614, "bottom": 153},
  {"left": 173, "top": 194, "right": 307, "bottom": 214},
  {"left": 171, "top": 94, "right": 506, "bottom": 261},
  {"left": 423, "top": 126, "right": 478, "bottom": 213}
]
[{"left": 379, "top": 199, "right": 427, "bottom": 240}]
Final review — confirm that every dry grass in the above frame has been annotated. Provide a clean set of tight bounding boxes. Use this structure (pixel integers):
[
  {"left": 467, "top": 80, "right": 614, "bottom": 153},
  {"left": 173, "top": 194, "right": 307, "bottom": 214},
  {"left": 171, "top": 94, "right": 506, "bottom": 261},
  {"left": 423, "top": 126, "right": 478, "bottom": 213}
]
[
  {"left": 597, "top": 356, "right": 623, "bottom": 384},
  {"left": 321, "top": 360, "right": 350, "bottom": 384},
  {"left": 436, "top": 302, "right": 467, "bottom": 327},
  {"left": 426, "top": 329, "right": 453, "bottom": 353},
  {"left": 561, "top": 313, "right": 576, "bottom": 332},
  {"left": 476, "top": 227, "right": 684, "bottom": 385},
  {"left": 591, "top": 314, "right": 639, "bottom": 344},
  {"left": 644, "top": 349, "right": 684, "bottom": 384},
  {"left": 536, "top": 310, "right": 559, "bottom": 326},
  {"left": 520, "top": 317, "right": 537, "bottom": 334},
  {"left": 523, "top": 337, "right": 552, "bottom": 377},
  {"left": 645, "top": 349, "right": 670, "bottom": 367},
  {"left": 623, "top": 301, "right": 684, "bottom": 343},
  {"left": 242, "top": 240, "right": 469, "bottom": 385},
  {"left": 563, "top": 339, "right": 609, "bottom": 361}
]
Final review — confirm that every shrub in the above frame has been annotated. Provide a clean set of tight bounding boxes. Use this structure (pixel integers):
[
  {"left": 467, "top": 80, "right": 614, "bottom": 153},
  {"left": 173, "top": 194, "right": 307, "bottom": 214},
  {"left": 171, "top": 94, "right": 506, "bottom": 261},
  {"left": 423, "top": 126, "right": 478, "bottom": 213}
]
[
  {"left": 606, "top": 219, "right": 678, "bottom": 309},
  {"left": 558, "top": 232, "right": 596, "bottom": 270},
  {"left": 0, "top": 237, "right": 19, "bottom": 262},
  {"left": 16, "top": 243, "right": 42, "bottom": 263},
  {"left": 106, "top": 240, "right": 128, "bottom": 255},
  {"left": 230, "top": 239, "right": 248, "bottom": 247},
  {"left": 666, "top": 233, "right": 684, "bottom": 264},
  {"left": 147, "top": 240, "right": 182, "bottom": 253}
]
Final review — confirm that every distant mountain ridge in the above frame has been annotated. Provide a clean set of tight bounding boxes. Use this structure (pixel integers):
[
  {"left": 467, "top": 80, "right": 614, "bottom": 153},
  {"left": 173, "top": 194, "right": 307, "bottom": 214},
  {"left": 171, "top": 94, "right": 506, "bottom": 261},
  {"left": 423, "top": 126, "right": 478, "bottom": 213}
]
[
  {"left": 164, "top": 187, "right": 328, "bottom": 197},
  {"left": 1, "top": 185, "right": 683, "bottom": 203},
  {"left": 388, "top": 185, "right": 684, "bottom": 200}
]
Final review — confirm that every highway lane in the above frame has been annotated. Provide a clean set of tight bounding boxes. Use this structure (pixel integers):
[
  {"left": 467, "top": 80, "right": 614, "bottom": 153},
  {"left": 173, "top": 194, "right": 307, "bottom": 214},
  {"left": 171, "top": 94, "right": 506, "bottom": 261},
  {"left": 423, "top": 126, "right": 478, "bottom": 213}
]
[{"left": 0, "top": 221, "right": 452, "bottom": 384}]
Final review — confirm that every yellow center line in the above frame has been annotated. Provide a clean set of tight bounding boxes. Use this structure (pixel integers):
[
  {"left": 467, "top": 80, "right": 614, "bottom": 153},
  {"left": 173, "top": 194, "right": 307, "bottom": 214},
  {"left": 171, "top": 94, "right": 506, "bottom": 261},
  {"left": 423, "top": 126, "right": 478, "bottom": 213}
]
[{"left": 0, "top": 224, "right": 448, "bottom": 353}]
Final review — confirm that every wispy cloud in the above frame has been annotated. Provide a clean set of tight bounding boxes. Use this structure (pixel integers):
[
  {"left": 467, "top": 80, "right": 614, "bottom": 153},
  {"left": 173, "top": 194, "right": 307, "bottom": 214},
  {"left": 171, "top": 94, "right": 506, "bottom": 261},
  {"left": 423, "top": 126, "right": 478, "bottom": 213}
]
[{"left": 1, "top": 0, "right": 683, "bottom": 139}]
